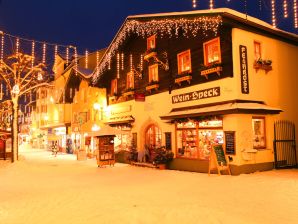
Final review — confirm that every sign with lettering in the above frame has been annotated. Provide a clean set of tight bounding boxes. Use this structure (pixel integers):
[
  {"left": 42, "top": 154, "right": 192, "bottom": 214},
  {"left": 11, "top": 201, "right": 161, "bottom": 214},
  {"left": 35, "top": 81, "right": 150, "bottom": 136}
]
[
  {"left": 224, "top": 131, "right": 236, "bottom": 155},
  {"left": 172, "top": 87, "right": 220, "bottom": 104},
  {"left": 208, "top": 144, "right": 231, "bottom": 175},
  {"left": 239, "top": 45, "right": 249, "bottom": 94}
]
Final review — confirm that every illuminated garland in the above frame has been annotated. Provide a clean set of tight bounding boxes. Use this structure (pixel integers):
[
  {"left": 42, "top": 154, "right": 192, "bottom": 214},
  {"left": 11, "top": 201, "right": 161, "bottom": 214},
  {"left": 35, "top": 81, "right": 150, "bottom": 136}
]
[
  {"left": 92, "top": 15, "right": 222, "bottom": 83},
  {"left": 295, "top": 0, "right": 298, "bottom": 28},
  {"left": 271, "top": 0, "right": 276, "bottom": 28},
  {"left": 283, "top": 0, "right": 288, "bottom": 18}
]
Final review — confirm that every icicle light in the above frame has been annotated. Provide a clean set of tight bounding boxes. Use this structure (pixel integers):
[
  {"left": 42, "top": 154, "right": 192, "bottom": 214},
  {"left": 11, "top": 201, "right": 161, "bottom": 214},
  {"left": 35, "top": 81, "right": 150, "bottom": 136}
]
[
  {"left": 42, "top": 42, "right": 46, "bottom": 64},
  {"left": 210, "top": 0, "right": 214, "bottom": 9},
  {"left": 117, "top": 53, "right": 120, "bottom": 79},
  {"left": 16, "top": 38, "right": 20, "bottom": 55},
  {"left": 130, "top": 54, "right": 133, "bottom": 72},
  {"left": 295, "top": 0, "right": 298, "bottom": 28},
  {"left": 140, "top": 54, "right": 143, "bottom": 71},
  {"left": 121, "top": 53, "right": 124, "bottom": 70},
  {"left": 108, "top": 53, "right": 111, "bottom": 70},
  {"left": 54, "top": 45, "right": 58, "bottom": 74},
  {"left": 283, "top": 0, "right": 288, "bottom": 18},
  {"left": 96, "top": 51, "right": 99, "bottom": 67},
  {"left": 31, "top": 41, "right": 35, "bottom": 68},
  {"left": 0, "top": 33, "right": 4, "bottom": 63},
  {"left": 271, "top": 0, "right": 276, "bottom": 28},
  {"left": 192, "top": 0, "right": 197, "bottom": 8},
  {"left": 85, "top": 50, "right": 88, "bottom": 69},
  {"left": 66, "top": 47, "right": 69, "bottom": 65},
  {"left": 259, "top": 0, "right": 262, "bottom": 11},
  {"left": 74, "top": 47, "right": 78, "bottom": 75}
]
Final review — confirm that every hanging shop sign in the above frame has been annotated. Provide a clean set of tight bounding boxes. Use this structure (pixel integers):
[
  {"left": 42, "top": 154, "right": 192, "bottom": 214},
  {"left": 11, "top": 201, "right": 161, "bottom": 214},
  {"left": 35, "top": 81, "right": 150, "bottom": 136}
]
[
  {"left": 239, "top": 45, "right": 249, "bottom": 94},
  {"left": 172, "top": 87, "right": 220, "bottom": 104}
]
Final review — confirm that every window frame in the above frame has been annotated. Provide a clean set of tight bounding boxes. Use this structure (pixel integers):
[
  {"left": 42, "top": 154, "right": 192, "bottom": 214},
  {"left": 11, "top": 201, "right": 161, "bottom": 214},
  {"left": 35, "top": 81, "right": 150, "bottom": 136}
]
[
  {"left": 111, "top": 78, "right": 118, "bottom": 95},
  {"left": 252, "top": 116, "right": 266, "bottom": 149},
  {"left": 148, "top": 64, "right": 159, "bottom": 83},
  {"left": 203, "top": 37, "right": 221, "bottom": 66},
  {"left": 177, "top": 49, "right": 192, "bottom": 75},
  {"left": 147, "top": 35, "right": 156, "bottom": 50},
  {"left": 254, "top": 41, "right": 261, "bottom": 61},
  {"left": 126, "top": 71, "right": 134, "bottom": 90}
]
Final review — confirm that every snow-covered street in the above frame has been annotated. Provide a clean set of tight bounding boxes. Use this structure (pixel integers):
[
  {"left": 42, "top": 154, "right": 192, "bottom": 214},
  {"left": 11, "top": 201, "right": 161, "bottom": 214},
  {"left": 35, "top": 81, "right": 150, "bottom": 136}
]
[{"left": 1, "top": 151, "right": 298, "bottom": 224}]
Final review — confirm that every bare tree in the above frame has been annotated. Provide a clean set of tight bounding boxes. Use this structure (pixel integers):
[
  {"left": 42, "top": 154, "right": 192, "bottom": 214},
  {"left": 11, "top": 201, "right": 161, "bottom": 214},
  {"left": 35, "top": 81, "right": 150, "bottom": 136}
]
[{"left": 0, "top": 52, "right": 53, "bottom": 162}]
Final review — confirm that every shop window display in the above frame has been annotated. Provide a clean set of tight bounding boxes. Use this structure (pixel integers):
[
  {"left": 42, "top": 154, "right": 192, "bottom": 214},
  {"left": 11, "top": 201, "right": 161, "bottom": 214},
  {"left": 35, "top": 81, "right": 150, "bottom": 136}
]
[
  {"left": 176, "top": 119, "right": 223, "bottom": 160},
  {"left": 114, "top": 125, "right": 132, "bottom": 152}
]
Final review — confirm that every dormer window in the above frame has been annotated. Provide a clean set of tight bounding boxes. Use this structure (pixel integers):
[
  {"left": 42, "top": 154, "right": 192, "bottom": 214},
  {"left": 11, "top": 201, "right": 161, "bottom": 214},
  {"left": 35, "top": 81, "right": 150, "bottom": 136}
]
[
  {"left": 126, "top": 72, "right": 134, "bottom": 89},
  {"left": 203, "top": 37, "right": 221, "bottom": 66},
  {"left": 177, "top": 49, "right": 192, "bottom": 75},
  {"left": 111, "top": 78, "right": 118, "bottom": 95},
  {"left": 147, "top": 35, "right": 156, "bottom": 50}
]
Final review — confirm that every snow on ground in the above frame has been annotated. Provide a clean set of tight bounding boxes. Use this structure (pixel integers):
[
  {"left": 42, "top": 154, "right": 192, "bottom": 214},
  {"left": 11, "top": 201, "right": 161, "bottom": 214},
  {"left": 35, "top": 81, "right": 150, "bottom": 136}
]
[{"left": 1, "top": 151, "right": 298, "bottom": 224}]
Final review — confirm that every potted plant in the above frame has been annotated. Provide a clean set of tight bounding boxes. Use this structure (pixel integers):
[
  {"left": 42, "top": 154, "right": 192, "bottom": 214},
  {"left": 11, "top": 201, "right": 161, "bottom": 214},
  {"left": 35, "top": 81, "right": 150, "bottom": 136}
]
[{"left": 152, "top": 146, "right": 174, "bottom": 169}]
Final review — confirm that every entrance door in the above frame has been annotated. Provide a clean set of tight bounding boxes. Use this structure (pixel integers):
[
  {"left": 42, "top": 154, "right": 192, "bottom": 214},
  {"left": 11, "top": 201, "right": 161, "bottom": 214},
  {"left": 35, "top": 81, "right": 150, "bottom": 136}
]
[
  {"left": 274, "top": 120, "right": 297, "bottom": 168},
  {"left": 145, "top": 124, "right": 162, "bottom": 161}
]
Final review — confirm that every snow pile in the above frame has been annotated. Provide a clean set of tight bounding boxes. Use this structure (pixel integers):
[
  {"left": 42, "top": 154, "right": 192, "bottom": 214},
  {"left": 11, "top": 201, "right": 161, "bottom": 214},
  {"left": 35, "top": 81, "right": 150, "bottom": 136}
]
[{"left": 1, "top": 151, "right": 298, "bottom": 224}]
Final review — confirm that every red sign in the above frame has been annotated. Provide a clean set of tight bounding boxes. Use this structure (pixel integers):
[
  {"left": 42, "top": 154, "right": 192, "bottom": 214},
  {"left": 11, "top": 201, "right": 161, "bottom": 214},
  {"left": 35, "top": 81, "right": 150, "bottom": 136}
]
[{"left": 134, "top": 93, "right": 145, "bottom": 102}]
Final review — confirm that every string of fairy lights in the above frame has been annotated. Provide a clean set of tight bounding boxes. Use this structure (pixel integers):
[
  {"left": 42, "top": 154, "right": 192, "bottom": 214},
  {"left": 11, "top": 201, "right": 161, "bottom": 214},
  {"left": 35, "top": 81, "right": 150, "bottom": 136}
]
[
  {"left": 0, "top": 30, "right": 83, "bottom": 102},
  {"left": 191, "top": 0, "right": 298, "bottom": 29}
]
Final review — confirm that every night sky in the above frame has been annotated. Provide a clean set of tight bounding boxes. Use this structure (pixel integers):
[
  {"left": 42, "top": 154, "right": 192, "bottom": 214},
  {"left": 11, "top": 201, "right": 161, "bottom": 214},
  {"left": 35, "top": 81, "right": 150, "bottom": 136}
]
[{"left": 0, "top": 0, "right": 297, "bottom": 53}]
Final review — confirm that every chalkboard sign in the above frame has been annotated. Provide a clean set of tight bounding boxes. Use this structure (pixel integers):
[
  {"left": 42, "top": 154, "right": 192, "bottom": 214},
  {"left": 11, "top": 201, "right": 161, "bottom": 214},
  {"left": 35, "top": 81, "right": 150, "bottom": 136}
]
[
  {"left": 225, "top": 131, "right": 236, "bottom": 155},
  {"left": 213, "top": 144, "right": 227, "bottom": 166},
  {"left": 165, "top": 132, "right": 172, "bottom": 150}
]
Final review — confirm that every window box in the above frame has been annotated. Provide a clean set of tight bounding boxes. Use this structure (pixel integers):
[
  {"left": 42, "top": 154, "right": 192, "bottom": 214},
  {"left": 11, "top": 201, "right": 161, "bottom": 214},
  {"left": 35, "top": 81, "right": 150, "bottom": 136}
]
[
  {"left": 123, "top": 89, "right": 135, "bottom": 97},
  {"left": 175, "top": 74, "right": 192, "bottom": 86},
  {"left": 200, "top": 65, "right": 222, "bottom": 79},
  {"left": 144, "top": 50, "right": 157, "bottom": 61},
  {"left": 253, "top": 60, "right": 272, "bottom": 73},
  {"left": 146, "top": 83, "right": 159, "bottom": 93}
]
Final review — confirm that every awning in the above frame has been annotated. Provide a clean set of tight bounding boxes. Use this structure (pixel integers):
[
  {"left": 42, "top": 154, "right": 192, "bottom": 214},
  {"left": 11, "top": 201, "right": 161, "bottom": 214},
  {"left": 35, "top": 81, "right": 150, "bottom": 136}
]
[
  {"left": 106, "top": 115, "right": 135, "bottom": 125},
  {"left": 87, "top": 125, "right": 126, "bottom": 137},
  {"left": 160, "top": 100, "right": 282, "bottom": 120}
]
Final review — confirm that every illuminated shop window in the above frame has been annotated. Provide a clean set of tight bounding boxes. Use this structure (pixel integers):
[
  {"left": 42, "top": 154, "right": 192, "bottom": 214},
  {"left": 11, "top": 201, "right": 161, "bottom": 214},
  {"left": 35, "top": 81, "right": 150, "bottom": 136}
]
[
  {"left": 252, "top": 117, "right": 266, "bottom": 149},
  {"left": 177, "top": 49, "right": 192, "bottom": 74},
  {"left": 148, "top": 64, "right": 159, "bottom": 82},
  {"left": 147, "top": 35, "right": 156, "bottom": 50},
  {"left": 126, "top": 72, "right": 134, "bottom": 89},
  {"left": 176, "top": 119, "right": 223, "bottom": 160},
  {"left": 203, "top": 37, "right": 221, "bottom": 65},
  {"left": 114, "top": 125, "right": 132, "bottom": 152},
  {"left": 254, "top": 41, "right": 261, "bottom": 61},
  {"left": 111, "top": 79, "right": 118, "bottom": 95}
]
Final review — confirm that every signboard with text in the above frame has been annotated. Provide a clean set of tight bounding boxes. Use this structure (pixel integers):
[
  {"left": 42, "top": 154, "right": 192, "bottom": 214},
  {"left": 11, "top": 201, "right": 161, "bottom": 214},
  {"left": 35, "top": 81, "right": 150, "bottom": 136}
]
[
  {"left": 172, "top": 87, "right": 220, "bottom": 104},
  {"left": 239, "top": 45, "right": 249, "bottom": 94}
]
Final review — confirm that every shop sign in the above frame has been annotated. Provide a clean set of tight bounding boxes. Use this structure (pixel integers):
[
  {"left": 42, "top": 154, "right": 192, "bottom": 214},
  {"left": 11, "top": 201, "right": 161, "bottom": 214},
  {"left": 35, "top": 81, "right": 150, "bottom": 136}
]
[
  {"left": 239, "top": 45, "right": 249, "bottom": 94},
  {"left": 172, "top": 87, "right": 220, "bottom": 104}
]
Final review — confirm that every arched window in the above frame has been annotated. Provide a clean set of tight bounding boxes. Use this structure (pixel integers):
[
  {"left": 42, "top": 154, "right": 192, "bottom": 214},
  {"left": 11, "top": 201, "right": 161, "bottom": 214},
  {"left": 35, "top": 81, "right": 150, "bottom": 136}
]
[{"left": 145, "top": 124, "right": 162, "bottom": 149}]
